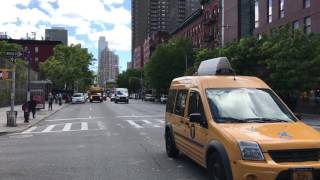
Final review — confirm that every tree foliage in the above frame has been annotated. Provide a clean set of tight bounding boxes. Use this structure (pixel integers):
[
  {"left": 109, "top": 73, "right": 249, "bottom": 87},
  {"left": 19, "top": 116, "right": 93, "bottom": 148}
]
[
  {"left": 144, "top": 37, "right": 194, "bottom": 92},
  {"left": 117, "top": 69, "right": 143, "bottom": 93},
  {"left": 194, "top": 28, "right": 320, "bottom": 95},
  {"left": 39, "top": 44, "right": 94, "bottom": 91}
]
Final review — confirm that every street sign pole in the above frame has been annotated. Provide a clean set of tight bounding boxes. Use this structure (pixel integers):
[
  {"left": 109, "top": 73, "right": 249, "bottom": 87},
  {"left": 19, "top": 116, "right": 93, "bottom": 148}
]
[{"left": 10, "top": 61, "right": 16, "bottom": 115}]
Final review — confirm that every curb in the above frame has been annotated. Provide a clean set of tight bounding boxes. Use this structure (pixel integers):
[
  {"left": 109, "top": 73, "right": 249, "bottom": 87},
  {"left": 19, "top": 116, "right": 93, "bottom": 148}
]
[{"left": 0, "top": 104, "right": 69, "bottom": 136}]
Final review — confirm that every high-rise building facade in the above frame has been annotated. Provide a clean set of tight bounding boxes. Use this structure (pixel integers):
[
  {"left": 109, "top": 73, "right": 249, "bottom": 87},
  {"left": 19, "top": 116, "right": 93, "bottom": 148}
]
[
  {"left": 132, "top": 0, "right": 201, "bottom": 68},
  {"left": 45, "top": 27, "right": 68, "bottom": 45},
  {"left": 98, "top": 46, "right": 119, "bottom": 86},
  {"left": 132, "top": 0, "right": 149, "bottom": 67}
]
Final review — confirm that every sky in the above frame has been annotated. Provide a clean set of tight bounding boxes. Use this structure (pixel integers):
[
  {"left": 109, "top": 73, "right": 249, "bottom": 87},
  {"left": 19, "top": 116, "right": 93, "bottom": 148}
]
[{"left": 0, "top": 0, "right": 131, "bottom": 72}]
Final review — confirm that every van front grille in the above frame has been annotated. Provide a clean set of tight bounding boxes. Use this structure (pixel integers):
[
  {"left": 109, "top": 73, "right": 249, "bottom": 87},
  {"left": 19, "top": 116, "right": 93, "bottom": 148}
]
[{"left": 269, "top": 149, "right": 320, "bottom": 163}]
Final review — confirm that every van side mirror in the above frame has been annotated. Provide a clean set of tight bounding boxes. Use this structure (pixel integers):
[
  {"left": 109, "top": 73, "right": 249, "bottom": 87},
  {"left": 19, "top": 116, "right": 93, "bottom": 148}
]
[
  {"left": 294, "top": 113, "right": 302, "bottom": 120},
  {"left": 189, "top": 113, "right": 201, "bottom": 123}
]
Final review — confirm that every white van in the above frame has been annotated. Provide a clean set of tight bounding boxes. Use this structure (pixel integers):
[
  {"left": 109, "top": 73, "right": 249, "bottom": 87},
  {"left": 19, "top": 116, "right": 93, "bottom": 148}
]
[{"left": 114, "top": 88, "right": 129, "bottom": 104}]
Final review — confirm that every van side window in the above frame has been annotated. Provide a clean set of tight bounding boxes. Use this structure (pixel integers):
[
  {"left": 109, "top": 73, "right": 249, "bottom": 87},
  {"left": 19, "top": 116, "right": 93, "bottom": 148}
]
[
  {"left": 188, "top": 91, "right": 207, "bottom": 127},
  {"left": 166, "top": 90, "right": 176, "bottom": 113},
  {"left": 174, "top": 90, "right": 188, "bottom": 116}
]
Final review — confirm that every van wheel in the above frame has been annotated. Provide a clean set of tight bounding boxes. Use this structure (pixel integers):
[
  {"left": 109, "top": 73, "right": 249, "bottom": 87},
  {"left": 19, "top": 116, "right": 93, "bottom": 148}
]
[
  {"left": 208, "top": 152, "right": 228, "bottom": 180},
  {"left": 165, "top": 130, "right": 179, "bottom": 158}
]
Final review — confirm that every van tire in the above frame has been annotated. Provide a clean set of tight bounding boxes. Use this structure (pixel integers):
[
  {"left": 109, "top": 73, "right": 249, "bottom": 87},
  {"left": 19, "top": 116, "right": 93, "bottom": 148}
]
[
  {"left": 208, "top": 152, "right": 228, "bottom": 180},
  {"left": 165, "top": 130, "right": 179, "bottom": 158}
]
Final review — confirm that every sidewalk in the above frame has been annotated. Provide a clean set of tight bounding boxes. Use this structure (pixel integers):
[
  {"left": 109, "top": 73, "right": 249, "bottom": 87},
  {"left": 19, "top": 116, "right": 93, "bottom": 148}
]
[{"left": 0, "top": 102, "right": 67, "bottom": 134}]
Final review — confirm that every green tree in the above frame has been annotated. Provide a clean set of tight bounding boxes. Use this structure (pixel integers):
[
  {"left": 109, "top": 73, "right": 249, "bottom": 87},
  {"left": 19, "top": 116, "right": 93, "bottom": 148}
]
[
  {"left": 116, "top": 69, "right": 143, "bottom": 93},
  {"left": 144, "top": 37, "right": 194, "bottom": 92},
  {"left": 40, "top": 44, "right": 94, "bottom": 91}
]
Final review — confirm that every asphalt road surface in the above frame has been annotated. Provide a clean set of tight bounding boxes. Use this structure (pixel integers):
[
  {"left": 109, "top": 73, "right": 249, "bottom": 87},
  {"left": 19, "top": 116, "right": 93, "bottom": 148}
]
[{"left": 0, "top": 100, "right": 209, "bottom": 180}]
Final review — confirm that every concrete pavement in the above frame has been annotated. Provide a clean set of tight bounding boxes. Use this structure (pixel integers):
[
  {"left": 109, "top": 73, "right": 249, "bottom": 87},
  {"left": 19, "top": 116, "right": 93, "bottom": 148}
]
[{"left": 0, "top": 102, "right": 67, "bottom": 134}]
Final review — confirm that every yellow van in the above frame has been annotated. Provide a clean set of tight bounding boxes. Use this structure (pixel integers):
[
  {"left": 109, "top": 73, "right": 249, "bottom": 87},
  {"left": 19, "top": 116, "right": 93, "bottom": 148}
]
[{"left": 164, "top": 57, "right": 320, "bottom": 180}]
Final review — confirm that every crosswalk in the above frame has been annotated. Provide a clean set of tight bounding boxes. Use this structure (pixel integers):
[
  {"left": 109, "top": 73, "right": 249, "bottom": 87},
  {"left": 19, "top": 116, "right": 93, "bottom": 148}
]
[
  {"left": 21, "top": 121, "right": 105, "bottom": 134},
  {"left": 122, "top": 118, "right": 165, "bottom": 129}
]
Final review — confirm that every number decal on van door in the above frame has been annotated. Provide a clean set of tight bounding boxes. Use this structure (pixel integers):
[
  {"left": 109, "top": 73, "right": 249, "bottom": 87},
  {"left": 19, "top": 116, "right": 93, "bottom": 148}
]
[{"left": 190, "top": 124, "right": 195, "bottom": 139}]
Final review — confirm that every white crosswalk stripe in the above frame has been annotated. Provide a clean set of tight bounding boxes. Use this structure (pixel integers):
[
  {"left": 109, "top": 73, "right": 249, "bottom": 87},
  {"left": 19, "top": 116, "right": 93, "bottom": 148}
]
[
  {"left": 20, "top": 121, "right": 104, "bottom": 134},
  {"left": 42, "top": 125, "right": 56, "bottom": 133},
  {"left": 62, "top": 123, "right": 72, "bottom": 131},
  {"left": 124, "top": 119, "right": 164, "bottom": 129},
  {"left": 126, "top": 120, "right": 143, "bottom": 128},
  {"left": 81, "top": 122, "right": 88, "bottom": 130}
]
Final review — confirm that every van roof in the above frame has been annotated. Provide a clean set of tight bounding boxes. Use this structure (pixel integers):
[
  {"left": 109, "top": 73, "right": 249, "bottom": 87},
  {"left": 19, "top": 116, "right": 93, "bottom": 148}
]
[{"left": 170, "top": 75, "right": 270, "bottom": 90}]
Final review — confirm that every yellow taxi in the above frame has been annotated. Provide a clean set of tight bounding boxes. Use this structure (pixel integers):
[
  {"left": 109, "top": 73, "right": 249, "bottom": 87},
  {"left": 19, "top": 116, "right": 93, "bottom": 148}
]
[{"left": 164, "top": 57, "right": 320, "bottom": 180}]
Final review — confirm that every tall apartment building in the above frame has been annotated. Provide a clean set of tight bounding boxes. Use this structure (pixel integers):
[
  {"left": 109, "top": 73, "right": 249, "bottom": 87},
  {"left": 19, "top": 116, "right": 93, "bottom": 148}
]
[
  {"left": 98, "top": 46, "right": 119, "bottom": 86},
  {"left": 45, "top": 27, "right": 68, "bottom": 45},
  {"left": 132, "top": 0, "right": 201, "bottom": 68}
]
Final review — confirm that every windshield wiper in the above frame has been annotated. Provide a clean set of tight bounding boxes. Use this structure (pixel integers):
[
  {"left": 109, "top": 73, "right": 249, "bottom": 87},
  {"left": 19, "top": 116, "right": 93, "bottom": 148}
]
[
  {"left": 217, "top": 117, "right": 248, "bottom": 123},
  {"left": 243, "top": 118, "right": 289, "bottom": 123}
]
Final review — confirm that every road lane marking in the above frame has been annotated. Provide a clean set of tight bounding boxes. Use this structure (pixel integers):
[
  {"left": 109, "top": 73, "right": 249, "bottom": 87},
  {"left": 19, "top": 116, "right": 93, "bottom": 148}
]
[
  {"left": 81, "top": 122, "right": 88, "bottom": 130},
  {"left": 126, "top": 120, "right": 143, "bottom": 128},
  {"left": 21, "top": 127, "right": 38, "bottom": 134},
  {"left": 142, "top": 120, "right": 161, "bottom": 128},
  {"left": 62, "top": 123, "right": 72, "bottom": 131},
  {"left": 97, "top": 121, "right": 105, "bottom": 130},
  {"left": 46, "top": 117, "right": 104, "bottom": 122},
  {"left": 117, "top": 115, "right": 164, "bottom": 118},
  {"left": 42, "top": 125, "right": 56, "bottom": 133},
  {"left": 154, "top": 119, "right": 165, "bottom": 123}
]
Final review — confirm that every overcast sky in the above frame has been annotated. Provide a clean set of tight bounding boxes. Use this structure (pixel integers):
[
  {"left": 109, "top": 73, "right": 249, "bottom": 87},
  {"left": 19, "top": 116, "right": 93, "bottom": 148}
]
[{"left": 0, "top": 0, "right": 131, "bottom": 71}]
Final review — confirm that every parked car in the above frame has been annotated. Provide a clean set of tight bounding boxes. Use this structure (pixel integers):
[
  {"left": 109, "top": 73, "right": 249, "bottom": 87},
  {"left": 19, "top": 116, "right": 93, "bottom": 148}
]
[
  {"left": 71, "top": 93, "right": 85, "bottom": 104},
  {"left": 143, "top": 94, "right": 155, "bottom": 101},
  {"left": 160, "top": 94, "right": 168, "bottom": 104}
]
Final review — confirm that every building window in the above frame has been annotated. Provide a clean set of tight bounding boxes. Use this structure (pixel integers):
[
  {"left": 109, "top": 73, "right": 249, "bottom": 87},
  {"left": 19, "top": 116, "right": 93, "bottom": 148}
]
[
  {"left": 255, "top": 0, "right": 259, "bottom": 28},
  {"left": 304, "top": 16, "right": 311, "bottom": 34},
  {"left": 292, "top": 20, "right": 299, "bottom": 31},
  {"left": 35, "top": 47, "right": 39, "bottom": 53},
  {"left": 279, "top": 0, "right": 284, "bottom": 18},
  {"left": 35, "top": 57, "right": 39, "bottom": 62},
  {"left": 268, "top": 0, "right": 272, "bottom": 23},
  {"left": 303, "top": 0, "right": 310, "bottom": 8}
]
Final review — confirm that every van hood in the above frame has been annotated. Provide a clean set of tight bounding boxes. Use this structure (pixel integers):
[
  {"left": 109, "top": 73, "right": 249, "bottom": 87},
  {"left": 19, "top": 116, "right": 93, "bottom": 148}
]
[{"left": 220, "top": 122, "right": 320, "bottom": 152}]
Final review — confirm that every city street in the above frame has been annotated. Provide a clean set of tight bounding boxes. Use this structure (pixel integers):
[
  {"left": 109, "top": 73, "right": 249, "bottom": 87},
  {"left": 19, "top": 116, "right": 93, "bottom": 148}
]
[{"left": 0, "top": 100, "right": 208, "bottom": 180}]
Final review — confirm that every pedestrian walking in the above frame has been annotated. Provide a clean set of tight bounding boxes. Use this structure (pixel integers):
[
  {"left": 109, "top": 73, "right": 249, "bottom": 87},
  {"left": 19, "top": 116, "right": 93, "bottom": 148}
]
[
  {"left": 58, "top": 93, "right": 62, "bottom": 106},
  {"left": 22, "top": 101, "right": 29, "bottom": 123},
  {"left": 48, "top": 93, "right": 54, "bottom": 111},
  {"left": 29, "top": 96, "right": 37, "bottom": 119}
]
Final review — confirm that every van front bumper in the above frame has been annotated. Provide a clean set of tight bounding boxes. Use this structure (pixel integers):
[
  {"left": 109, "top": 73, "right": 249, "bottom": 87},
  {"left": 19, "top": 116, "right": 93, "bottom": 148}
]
[{"left": 232, "top": 156, "right": 320, "bottom": 180}]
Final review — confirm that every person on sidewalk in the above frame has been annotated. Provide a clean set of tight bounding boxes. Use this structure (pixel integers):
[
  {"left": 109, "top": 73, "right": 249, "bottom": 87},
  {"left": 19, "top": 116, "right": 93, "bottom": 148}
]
[
  {"left": 48, "top": 93, "right": 54, "bottom": 111},
  {"left": 29, "top": 96, "right": 37, "bottom": 119},
  {"left": 22, "top": 101, "right": 29, "bottom": 123},
  {"left": 58, "top": 93, "right": 62, "bottom": 106}
]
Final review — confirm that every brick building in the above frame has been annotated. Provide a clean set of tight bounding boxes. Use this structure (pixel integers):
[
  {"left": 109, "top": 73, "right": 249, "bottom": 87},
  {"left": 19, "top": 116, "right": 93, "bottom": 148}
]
[
  {"left": 223, "top": 0, "right": 320, "bottom": 44},
  {"left": 1, "top": 39, "right": 61, "bottom": 71},
  {"left": 133, "top": 45, "right": 144, "bottom": 69},
  {"left": 171, "top": 0, "right": 221, "bottom": 49},
  {"left": 143, "top": 31, "right": 170, "bottom": 66}
]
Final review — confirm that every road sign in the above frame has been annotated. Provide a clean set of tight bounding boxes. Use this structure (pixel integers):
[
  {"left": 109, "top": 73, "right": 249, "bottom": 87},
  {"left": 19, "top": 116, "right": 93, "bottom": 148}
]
[{"left": 5, "top": 51, "right": 19, "bottom": 57}]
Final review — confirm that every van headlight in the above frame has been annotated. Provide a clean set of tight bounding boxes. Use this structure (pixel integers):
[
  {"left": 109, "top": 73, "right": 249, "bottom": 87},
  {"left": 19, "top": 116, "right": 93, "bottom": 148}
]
[{"left": 239, "top": 141, "right": 264, "bottom": 161}]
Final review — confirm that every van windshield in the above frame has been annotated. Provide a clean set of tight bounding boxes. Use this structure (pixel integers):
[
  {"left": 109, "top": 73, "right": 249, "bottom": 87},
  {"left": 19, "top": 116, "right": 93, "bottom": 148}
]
[{"left": 206, "top": 88, "right": 296, "bottom": 123}]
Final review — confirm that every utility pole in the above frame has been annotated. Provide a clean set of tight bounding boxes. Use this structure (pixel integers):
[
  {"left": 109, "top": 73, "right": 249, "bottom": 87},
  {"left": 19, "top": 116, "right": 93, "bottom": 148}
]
[{"left": 6, "top": 51, "right": 18, "bottom": 127}]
